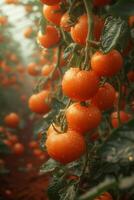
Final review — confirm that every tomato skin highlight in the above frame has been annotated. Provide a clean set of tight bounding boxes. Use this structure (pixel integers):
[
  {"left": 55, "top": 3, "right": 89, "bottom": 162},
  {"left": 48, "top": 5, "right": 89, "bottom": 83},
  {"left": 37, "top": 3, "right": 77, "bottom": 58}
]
[
  {"left": 28, "top": 90, "right": 50, "bottom": 114},
  {"left": 62, "top": 68, "right": 99, "bottom": 101},
  {"left": 111, "top": 111, "right": 131, "bottom": 128},
  {"left": 46, "top": 127, "right": 86, "bottom": 164},
  {"left": 43, "top": 4, "right": 63, "bottom": 26},
  {"left": 91, "top": 50, "right": 123, "bottom": 77},
  {"left": 37, "top": 25, "right": 60, "bottom": 48},
  {"left": 92, "top": 83, "right": 116, "bottom": 111},
  {"left": 66, "top": 103, "right": 102, "bottom": 134}
]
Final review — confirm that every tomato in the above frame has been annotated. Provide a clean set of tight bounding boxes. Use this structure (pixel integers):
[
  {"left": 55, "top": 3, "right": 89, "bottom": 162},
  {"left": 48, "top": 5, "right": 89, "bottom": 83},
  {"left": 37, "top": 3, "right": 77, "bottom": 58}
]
[
  {"left": 23, "top": 27, "right": 33, "bottom": 38},
  {"left": 127, "top": 70, "right": 134, "bottom": 82},
  {"left": 4, "top": 113, "right": 20, "bottom": 128},
  {"left": 27, "top": 62, "right": 39, "bottom": 76},
  {"left": 91, "top": 50, "right": 123, "bottom": 77},
  {"left": 29, "top": 140, "right": 39, "bottom": 149},
  {"left": 60, "top": 12, "right": 71, "bottom": 32},
  {"left": 129, "top": 16, "right": 134, "bottom": 27},
  {"left": 13, "top": 143, "right": 24, "bottom": 155},
  {"left": 71, "top": 14, "right": 87, "bottom": 45},
  {"left": 111, "top": 111, "right": 131, "bottom": 128},
  {"left": 93, "top": 0, "right": 111, "bottom": 7},
  {"left": 40, "top": 0, "right": 61, "bottom": 5},
  {"left": 33, "top": 148, "right": 43, "bottom": 157},
  {"left": 37, "top": 25, "right": 60, "bottom": 48},
  {"left": 41, "top": 65, "right": 54, "bottom": 76},
  {"left": 46, "top": 126, "right": 86, "bottom": 164},
  {"left": 70, "top": 14, "right": 104, "bottom": 45},
  {"left": 92, "top": 83, "right": 116, "bottom": 110},
  {"left": 28, "top": 90, "right": 50, "bottom": 114},
  {"left": 8, "top": 135, "right": 18, "bottom": 144},
  {"left": 95, "top": 192, "right": 113, "bottom": 200},
  {"left": 66, "top": 103, "right": 102, "bottom": 134},
  {"left": 43, "top": 4, "right": 63, "bottom": 26},
  {"left": 62, "top": 68, "right": 99, "bottom": 101}
]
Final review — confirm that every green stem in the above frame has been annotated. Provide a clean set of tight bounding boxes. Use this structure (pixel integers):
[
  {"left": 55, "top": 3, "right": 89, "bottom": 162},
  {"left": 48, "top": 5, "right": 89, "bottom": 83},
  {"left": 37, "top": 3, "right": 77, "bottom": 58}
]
[
  {"left": 116, "top": 76, "right": 122, "bottom": 127},
  {"left": 83, "top": 0, "right": 94, "bottom": 70}
]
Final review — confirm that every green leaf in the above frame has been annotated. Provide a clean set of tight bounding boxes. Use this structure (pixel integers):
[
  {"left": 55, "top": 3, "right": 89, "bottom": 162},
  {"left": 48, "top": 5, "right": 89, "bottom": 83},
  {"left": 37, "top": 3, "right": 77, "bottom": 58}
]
[
  {"left": 47, "top": 176, "right": 66, "bottom": 200},
  {"left": 99, "top": 119, "right": 134, "bottom": 164},
  {"left": 40, "top": 159, "right": 60, "bottom": 174},
  {"left": 59, "top": 185, "right": 77, "bottom": 200},
  {"left": 100, "top": 16, "right": 129, "bottom": 53},
  {"left": 108, "top": 0, "right": 134, "bottom": 17}
]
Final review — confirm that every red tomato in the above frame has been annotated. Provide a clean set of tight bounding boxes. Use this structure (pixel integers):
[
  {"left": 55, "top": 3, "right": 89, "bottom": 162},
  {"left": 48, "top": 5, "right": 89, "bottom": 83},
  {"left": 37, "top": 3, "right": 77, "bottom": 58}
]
[
  {"left": 38, "top": 25, "right": 60, "bottom": 48},
  {"left": 13, "top": 143, "right": 24, "bottom": 155},
  {"left": 66, "top": 103, "right": 102, "bottom": 134},
  {"left": 43, "top": 4, "right": 63, "bottom": 26},
  {"left": 29, "top": 140, "right": 39, "bottom": 149},
  {"left": 111, "top": 111, "right": 131, "bottom": 128},
  {"left": 62, "top": 68, "right": 99, "bottom": 101},
  {"left": 92, "top": 83, "right": 116, "bottom": 110},
  {"left": 46, "top": 125, "right": 86, "bottom": 164},
  {"left": 70, "top": 14, "right": 104, "bottom": 45},
  {"left": 28, "top": 90, "right": 50, "bottom": 114},
  {"left": 91, "top": 50, "right": 123, "bottom": 77},
  {"left": 4, "top": 113, "right": 20, "bottom": 128},
  {"left": 40, "top": 0, "right": 61, "bottom": 5}
]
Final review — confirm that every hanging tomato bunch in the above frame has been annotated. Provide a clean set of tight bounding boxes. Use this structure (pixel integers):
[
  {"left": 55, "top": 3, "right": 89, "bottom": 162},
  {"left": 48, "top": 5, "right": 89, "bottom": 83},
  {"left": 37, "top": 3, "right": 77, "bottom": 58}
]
[{"left": 28, "top": 0, "right": 134, "bottom": 199}]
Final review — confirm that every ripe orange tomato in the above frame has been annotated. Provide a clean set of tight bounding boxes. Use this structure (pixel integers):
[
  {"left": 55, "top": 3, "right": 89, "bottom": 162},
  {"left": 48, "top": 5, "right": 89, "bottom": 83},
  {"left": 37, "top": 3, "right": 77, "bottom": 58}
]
[
  {"left": 60, "top": 12, "right": 71, "bottom": 32},
  {"left": 127, "top": 70, "right": 134, "bottom": 82},
  {"left": 70, "top": 14, "right": 104, "bottom": 45},
  {"left": 27, "top": 62, "right": 39, "bottom": 76},
  {"left": 41, "top": 65, "right": 53, "bottom": 76},
  {"left": 40, "top": 0, "right": 61, "bottom": 5},
  {"left": 37, "top": 25, "right": 60, "bottom": 48},
  {"left": 70, "top": 14, "right": 88, "bottom": 45},
  {"left": 111, "top": 111, "right": 131, "bottom": 128},
  {"left": 91, "top": 50, "right": 123, "bottom": 77},
  {"left": 43, "top": 4, "right": 63, "bottom": 26},
  {"left": 62, "top": 68, "right": 99, "bottom": 101},
  {"left": 95, "top": 192, "right": 113, "bottom": 200},
  {"left": 13, "top": 143, "right": 24, "bottom": 155},
  {"left": 93, "top": 0, "right": 111, "bottom": 7},
  {"left": 66, "top": 103, "right": 102, "bottom": 134},
  {"left": 8, "top": 135, "right": 18, "bottom": 144},
  {"left": 28, "top": 90, "right": 50, "bottom": 114},
  {"left": 92, "top": 83, "right": 116, "bottom": 110},
  {"left": 4, "top": 113, "right": 20, "bottom": 128},
  {"left": 46, "top": 126, "right": 86, "bottom": 164}
]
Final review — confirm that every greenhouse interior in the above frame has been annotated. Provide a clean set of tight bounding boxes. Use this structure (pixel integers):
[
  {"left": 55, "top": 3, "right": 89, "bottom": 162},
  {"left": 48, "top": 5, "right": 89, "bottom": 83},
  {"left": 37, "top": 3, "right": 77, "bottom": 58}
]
[{"left": 0, "top": 0, "right": 134, "bottom": 200}]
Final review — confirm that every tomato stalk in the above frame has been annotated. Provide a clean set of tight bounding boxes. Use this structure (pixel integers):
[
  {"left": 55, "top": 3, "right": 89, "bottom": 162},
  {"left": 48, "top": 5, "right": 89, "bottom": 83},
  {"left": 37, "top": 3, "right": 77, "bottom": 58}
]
[
  {"left": 116, "top": 76, "right": 122, "bottom": 127},
  {"left": 83, "top": 0, "right": 94, "bottom": 70}
]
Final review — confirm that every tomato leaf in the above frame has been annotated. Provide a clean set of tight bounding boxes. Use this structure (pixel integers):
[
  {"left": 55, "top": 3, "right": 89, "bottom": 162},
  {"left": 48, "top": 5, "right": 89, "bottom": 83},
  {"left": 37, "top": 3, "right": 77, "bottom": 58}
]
[
  {"left": 59, "top": 184, "right": 77, "bottom": 200},
  {"left": 99, "top": 119, "right": 134, "bottom": 164},
  {"left": 100, "top": 16, "right": 129, "bottom": 53},
  {"left": 47, "top": 176, "right": 66, "bottom": 200},
  {"left": 40, "top": 159, "right": 60, "bottom": 174}
]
